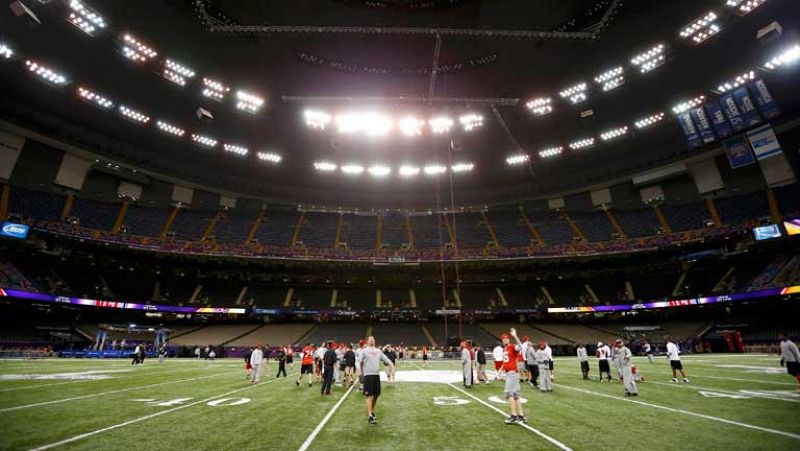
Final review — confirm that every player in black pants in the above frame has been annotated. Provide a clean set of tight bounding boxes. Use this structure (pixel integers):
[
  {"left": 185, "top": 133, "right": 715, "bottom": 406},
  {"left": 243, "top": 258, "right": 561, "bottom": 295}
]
[
  {"left": 321, "top": 342, "right": 337, "bottom": 395},
  {"left": 276, "top": 348, "right": 287, "bottom": 378}
]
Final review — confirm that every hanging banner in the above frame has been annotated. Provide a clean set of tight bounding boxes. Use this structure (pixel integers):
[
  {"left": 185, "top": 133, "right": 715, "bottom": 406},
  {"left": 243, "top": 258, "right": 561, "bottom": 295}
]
[
  {"left": 705, "top": 101, "right": 733, "bottom": 139},
  {"left": 746, "top": 124, "right": 782, "bottom": 160},
  {"left": 720, "top": 93, "right": 745, "bottom": 132},
  {"left": 732, "top": 86, "right": 761, "bottom": 127},
  {"left": 677, "top": 112, "right": 702, "bottom": 148},
  {"left": 722, "top": 135, "right": 755, "bottom": 168},
  {"left": 749, "top": 79, "right": 780, "bottom": 120},
  {"left": 690, "top": 107, "right": 716, "bottom": 143}
]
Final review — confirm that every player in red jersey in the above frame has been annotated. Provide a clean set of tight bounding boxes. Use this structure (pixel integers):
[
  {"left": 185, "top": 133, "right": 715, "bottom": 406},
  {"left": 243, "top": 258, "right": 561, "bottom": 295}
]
[
  {"left": 296, "top": 342, "right": 315, "bottom": 387},
  {"left": 501, "top": 328, "right": 526, "bottom": 425}
]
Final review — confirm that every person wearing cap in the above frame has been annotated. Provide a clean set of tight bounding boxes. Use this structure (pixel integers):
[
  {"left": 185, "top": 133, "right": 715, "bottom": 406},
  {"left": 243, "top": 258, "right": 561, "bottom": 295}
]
[
  {"left": 535, "top": 341, "right": 553, "bottom": 392},
  {"left": 597, "top": 341, "right": 613, "bottom": 382},
  {"left": 519, "top": 336, "right": 531, "bottom": 382},
  {"left": 500, "top": 329, "right": 526, "bottom": 425},
  {"left": 461, "top": 341, "right": 474, "bottom": 388},
  {"left": 616, "top": 339, "right": 639, "bottom": 396},
  {"left": 576, "top": 343, "right": 590, "bottom": 380},
  {"left": 492, "top": 342, "right": 505, "bottom": 381},
  {"left": 249, "top": 344, "right": 264, "bottom": 384},
  {"left": 524, "top": 337, "right": 538, "bottom": 388}
]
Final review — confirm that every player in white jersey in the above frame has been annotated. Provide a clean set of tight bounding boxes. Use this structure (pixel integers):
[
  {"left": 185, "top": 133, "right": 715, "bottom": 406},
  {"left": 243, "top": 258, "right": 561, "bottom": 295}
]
[
  {"left": 642, "top": 340, "right": 654, "bottom": 363},
  {"left": 492, "top": 343, "right": 505, "bottom": 381},
  {"left": 665, "top": 336, "right": 689, "bottom": 383},
  {"left": 597, "top": 342, "right": 613, "bottom": 382}
]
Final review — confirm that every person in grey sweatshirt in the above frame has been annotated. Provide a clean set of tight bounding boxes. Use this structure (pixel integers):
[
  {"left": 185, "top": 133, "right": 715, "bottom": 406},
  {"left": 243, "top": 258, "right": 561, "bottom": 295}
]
[
  {"left": 461, "top": 341, "right": 474, "bottom": 388},
  {"left": 616, "top": 339, "right": 639, "bottom": 396},
  {"left": 576, "top": 343, "right": 590, "bottom": 380},
  {"left": 779, "top": 334, "right": 800, "bottom": 390}
]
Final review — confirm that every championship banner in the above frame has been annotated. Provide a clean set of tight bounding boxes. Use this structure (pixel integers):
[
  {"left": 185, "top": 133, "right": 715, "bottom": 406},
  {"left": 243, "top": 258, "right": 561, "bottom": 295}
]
[
  {"left": 677, "top": 111, "right": 702, "bottom": 148},
  {"left": 690, "top": 107, "right": 716, "bottom": 143},
  {"left": 732, "top": 86, "right": 761, "bottom": 127},
  {"left": 746, "top": 124, "right": 782, "bottom": 160},
  {"left": 749, "top": 78, "right": 780, "bottom": 120},
  {"left": 705, "top": 101, "right": 732, "bottom": 139},
  {"left": 722, "top": 135, "right": 755, "bottom": 168},
  {"left": 720, "top": 93, "right": 745, "bottom": 132}
]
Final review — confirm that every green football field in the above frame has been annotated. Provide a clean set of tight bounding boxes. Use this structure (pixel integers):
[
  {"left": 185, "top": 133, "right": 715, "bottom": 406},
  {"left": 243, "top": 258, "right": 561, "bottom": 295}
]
[{"left": 0, "top": 354, "right": 798, "bottom": 451}]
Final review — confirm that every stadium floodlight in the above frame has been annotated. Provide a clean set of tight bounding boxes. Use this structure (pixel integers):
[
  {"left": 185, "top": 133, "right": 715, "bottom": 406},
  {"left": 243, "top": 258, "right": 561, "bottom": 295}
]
[
  {"left": 538, "top": 146, "right": 563, "bottom": 159},
  {"left": 459, "top": 113, "right": 483, "bottom": 132},
  {"left": 304, "top": 110, "right": 331, "bottom": 130},
  {"left": 118, "top": 105, "right": 150, "bottom": 124},
  {"left": 450, "top": 162, "right": 474, "bottom": 173},
  {"left": 314, "top": 161, "right": 337, "bottom": 172},
  {"left": 634, "top": 112, "right": 665, "bottom": 129},
  {"left": 25, "top": 60, "right": 67, "bottom": 86},
  {"left": 163, "top": 59, "right": 195, "bottom": 87},
  {"left": 77, "top": 86, "right": 113, "bottom": 109},
  {"left": 67, "top": 0, "right": 107, "bottom": 36},
  {"left": 0, "top": 43, "right": 13, "bottom": 59},
  {"left": 223, "top": 143, "right": 248, "bottom": 156},
  {"left": 257, "top": 151, "right": 282, "bottom": 163},
  {"left": 156, "top": 120, "right": 185, "bottom": 137},
  {"left": 423, "top": 164, "right": 447, "bottom": 175},
  {"left": 631, "top": 43, "right": 666, "bottom": 73},
  {"left": 559, "top": 82, "right": 587, "bottom": 104},
  {"left": 335, "top": 113, "right": 361, "bottom": 134},
  {"left": 600, "top": 126, "right": 629, "bottom": 141},
  {"left": 679, "top": 11, "right": 720, "bottom": 45},
  {"left": 361, "top": 113, "right": 393, "bottom": 136},
  {"left": 715, "top": 70, "right": 756, "bottom": 93},
  {"left": 672, "top": 95, "right": 705, "bottom": 115},
  {"left": 525, "top": 97, "right": 552, "bottom": 116},
  {"left": 594, "top": 66, "right": 625, "bottom": 92},
  {"left": 368, "top": 164, "right": 391, "bottom": 177},
  {"left": 569, "top": 137, "right": 595, "bottom": 150},
  {"left": 341, "top": 164, "right": 364, "bottom": 175},
  {"left": 191, "top": 134, "right": 218, "bottom": 148},
  {"left": 505, "top": 154, "right": 529, "bottom": 165},
  {"left": 429, "top": 116, "right": 454, "bottom": 134},
  {"left": 121, "top": 34, "right": 157, "bottom": 63},
  {"left": 398, "top": 116, "right": 425, "bottom": 137},
  {"left": 764, "top": 44, "right": 800, "bottom": 70},
  {"left": 201, "top": 78, "right": 230, "bottom": 102},
  {"left": 726, "top": 0, "right": 767, "bottom": 16},
  {"left": 235, "top": 90, "right": 264, "bottom": 114},
  {"left": 399, "top": 165, "right": 420, "bottom": 177}
]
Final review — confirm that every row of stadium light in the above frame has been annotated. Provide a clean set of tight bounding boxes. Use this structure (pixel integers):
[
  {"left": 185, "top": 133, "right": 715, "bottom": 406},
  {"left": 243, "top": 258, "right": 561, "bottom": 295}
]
[
  {"left": 524, "top": 2, "right": 775, "bottom": 116},
  {"left": 303, "top": 110, "right": 483, "bottom": 136},
  {"left": 313, "top": 162, "right": 474, "bottom": 177}
]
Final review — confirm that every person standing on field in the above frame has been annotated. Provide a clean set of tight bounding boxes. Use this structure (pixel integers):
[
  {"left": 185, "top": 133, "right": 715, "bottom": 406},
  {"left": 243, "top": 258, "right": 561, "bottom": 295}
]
[
  {"left": 492, "top": 343, "right": 505, "bottom": 381},
  {"left": 535, "top": 341, "right": 552, "bottom": 392},
  {"left": 778, "top": 334, "right": 800, "bottom": 390},
  {"left": 597, "top": 342, "right": 613, "bottom": 382},
  {"left": 501, "top": 329, "right": 526, "bottom": 425},
  {"left": 643, "top": 340, "right": 654, "bottom": 363},
  {"left": 361, "top": 336, "right": 394, "bottom": 424},
  {"left": 461, "top": 341, "right": 473, "bottom": 388},
  {"left": 524, "top": 339, "right": 538, "bottom": 388},
  {"left": 275, "top": 347, "right": 287, "bottom": 378},
  {"left": 249, "top": 344, "right": 263, "bottom": 384},
  {"left": 576, "top": 343, "right": 590, "bottom": 380},
  {"left": 321, "top": 341, "right": 337, "bottom": 395},
  {"left": 666, "top": 336, "right": 689, "bottom": 383},
  {"left": 475, "top": 343, "right": 489, "bottom": 384},
  {"left": 616, "top": 339, "right": 638, "bottom": 396}
]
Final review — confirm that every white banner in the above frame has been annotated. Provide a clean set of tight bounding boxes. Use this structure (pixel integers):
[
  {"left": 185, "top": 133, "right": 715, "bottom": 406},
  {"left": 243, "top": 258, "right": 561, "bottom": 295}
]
[{"left": 746, "top": 124, "right": 782, "bottom": 160}]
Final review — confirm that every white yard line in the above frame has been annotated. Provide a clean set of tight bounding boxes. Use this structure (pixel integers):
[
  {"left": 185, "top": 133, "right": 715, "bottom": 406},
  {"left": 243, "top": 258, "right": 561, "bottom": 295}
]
[
  {"left": 28, "top": 374, "right": 293, "bottom": 451},
  {"left": 447, "top": 383, "right": 573, "bottom": 451},
  {"left": 0, "top": 370, "right": 240, "bottom": 413},
  {"left": 0, "top": 365, "right": 206, "bottom": 393},
  {"left": 555, "top": 383, "right": 800, "bottom": 440},
  {"left": 297, "top": 384, "right": 356, "bottom": 451}
]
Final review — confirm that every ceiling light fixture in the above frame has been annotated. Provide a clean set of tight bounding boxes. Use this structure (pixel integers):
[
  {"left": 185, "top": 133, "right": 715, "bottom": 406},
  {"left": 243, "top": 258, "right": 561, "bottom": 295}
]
[
  {"left": 525, "top": 97, "right": 553, "bottom": 116},
  {"left": 121, "top": 34, "right": 157, "bottom": 63},
  {"left": 538, "top": 146, "right": 563, "bottom": 159},
  {"left": 594, "top": 66, "right": 624, "bottom": 92},
  {"left": 634, "top": 112, "right": 665, "bottom": 129},
  {"left": 77, "top": 86, "right": 113, "bottom": 108},
  {"left": 559, "top": 82, "right": 588, "bottom": 104},
  {"left": 505, "top": 154, "right": 529, "bottom": 165},
  {"left": 569, "top": 137, "right": 595, "bottom": 150},
  {"left": 191, "top": 134, "right": 218, "bottom": 148},
  {"left": 631, "top": 43, "right": 666, "bottom": 73}
]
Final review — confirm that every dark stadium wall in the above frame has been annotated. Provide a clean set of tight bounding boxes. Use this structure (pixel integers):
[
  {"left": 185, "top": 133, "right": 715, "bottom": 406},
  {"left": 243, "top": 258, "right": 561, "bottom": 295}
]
[
  {"left": 80, "top": 170, "right": 120, "bottom": 201},
  {"left": 714, "top": 154, "right": 768, "bottom": 195},
  {"left": 609, "top": 182, "right": 644, "bottom": 210},
  {"left": 8, "top": 140, "right": 64, "bottom": 191},
  {"left": 191, "top": 190, "right": 221, "bottom": 212},
  {"left": 563, "top": 191, "right": 593, "bottom": 212},
  {"left": 138, "top": 179, "right": 173, "bottom": 208},
  {"left": 236, "top": 198, "right": 263, "bottom": 213},
  {"left": 662, "top": 175, "right": 700, "bottom": 204}
]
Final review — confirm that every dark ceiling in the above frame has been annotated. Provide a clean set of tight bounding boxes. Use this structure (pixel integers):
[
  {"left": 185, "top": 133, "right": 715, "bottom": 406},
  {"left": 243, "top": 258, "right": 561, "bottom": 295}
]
[{"left": 1, "top": 0, "right": 799, "bottom": 208}]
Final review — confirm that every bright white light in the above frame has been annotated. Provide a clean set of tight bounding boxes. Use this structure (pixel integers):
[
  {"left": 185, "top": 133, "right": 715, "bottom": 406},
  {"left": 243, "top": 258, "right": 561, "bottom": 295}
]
[
  {"left": 672, "top": 95, "right": 705, "bottom": 115},
  {"left": 631, "top": 43, "right": 666, "bottom": 73},
  {"left": 423, "top": 164, "right": 447, "bottom": 175},
  {"left": 235, "top": 90, "right": 264, "bottom": 114},
  {"left": 538, "top": 146, "right": 563, "bottom": 159},
  {"left": 634, "top": 112, "right": 665, "bottom": 129},
  {"left": 715, "top": 70, "right": 756, "bottom": 93},
  {"left": 121, "top": 34, "right": 157, "bottom": 63},
  {"left": 341, "top": 164, "right": 364, "bottom": 175},
  {"left": 559, "top": 82, "right": 587, "bottom": 104},
  {"left": 506, "top": 154, "right": 529, "bottom": 165},
  {"left": 202, "top": 78, "right": 230, "bottom": 102},
  {"left": 191, "top": 134, "right": 217, "bottom": 148},
  {"left": 67, "top": 1, "right": 107, "bottom": 36},
  {"left": 335, "top": 113, "right": 362, "bottom": 134},
  {"left": 257, "top": 151, "right": 282, "bottom": 163},
  {"left": 223, "top": 144, "right": 248, "bottom": 156},
  {"left": 304, "top": 110, "right": 332, "bottom": 130},
  {"left": 156, "top": 120, "right": 185, "bottom": 137},
  {"left": 600, "top": 126, "right": 629, "bottom": 141},
  {"left": 398, "top": 116, "right": 425, "bottom": 137},
  {"left": 368, "top": 164, "right": 391, "bottom": 177},
  {"left": 451, "top": 162, "right": 474, "bottom": 173},
  {"left": 77, "top": 87, "right": 113, "bottom": 108},
  {"left": 0, "top": 43, "right": 13, "bottom": 59},
  {"left": 429, "top": 116, "right": 454, "bottom": 134},
  {"left": 569, "top": 137, "right": 595, "bottom": 150},
  {"left": 163, "top": 59, "right": 195, "bottom": 87},
  {"left": 764, "top": 44, "right": 800, "bottom": 70},
  {"left": 399, "top": 165, "right": 420, "bottom": 177},
  {"left": 594, "top": 67, "right": 624, "bottom": 92},
  {"left": 361, "top": 113, "right": 393, "bottom": 136},
  {"left": 314, "top": 161, "right": 338, "bottom": 172},
  {"left": 119, "top": 105, "right": 150, "bottom": 123},
  {"left": 726, "top": 0, "right": 767, "bottom": 15},
  {"left": 679, "top": 11, "right": 719, "bottom": 45},
  {"left": 25, "top": 60, "right": 67, "bottom": 85},
  {"left": 459, "top": 114, "right": 483, "bottom": 132},
  {"left": 525, "top": 97, "right": 552, "bottom": 116}
]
